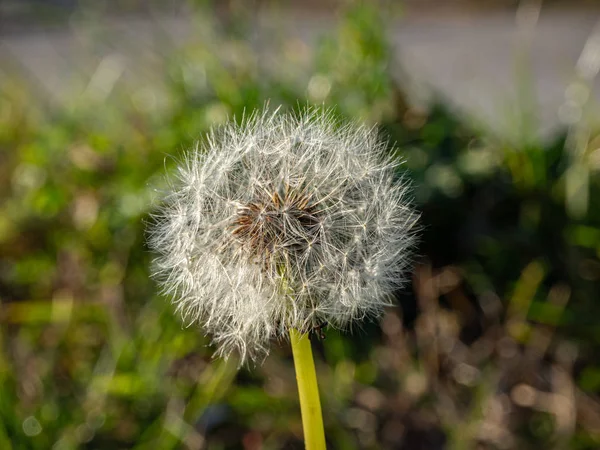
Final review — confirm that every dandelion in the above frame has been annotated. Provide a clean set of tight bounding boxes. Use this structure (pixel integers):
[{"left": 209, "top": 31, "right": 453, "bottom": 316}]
[{"left": 148, "top": 107, "right": 417, "bottom": 448}]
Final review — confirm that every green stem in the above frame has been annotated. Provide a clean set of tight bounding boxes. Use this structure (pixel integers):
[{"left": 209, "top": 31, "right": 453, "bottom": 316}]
[{"left": 290, "top": 328, "right": 326, "bottom": 450}]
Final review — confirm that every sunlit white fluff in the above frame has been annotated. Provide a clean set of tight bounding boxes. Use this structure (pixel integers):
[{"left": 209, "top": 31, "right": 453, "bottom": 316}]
[{"left": 148, "top": 107, "right": 418, "bottom": 362}]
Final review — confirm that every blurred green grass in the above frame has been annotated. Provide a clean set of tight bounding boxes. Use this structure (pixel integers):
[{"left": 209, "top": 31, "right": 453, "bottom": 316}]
[{"left": 2, "top": 2, "right": 600, "bottom": 449}]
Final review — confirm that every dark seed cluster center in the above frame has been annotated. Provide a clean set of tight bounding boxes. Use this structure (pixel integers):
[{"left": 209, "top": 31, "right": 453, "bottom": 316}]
[{"left": 231, "top": 185, "right": 321, "bottom": 266}]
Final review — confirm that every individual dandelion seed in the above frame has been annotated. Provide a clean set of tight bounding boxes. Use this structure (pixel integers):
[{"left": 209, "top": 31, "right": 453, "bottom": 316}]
[{"left": 148, "top": 107, "right": 418, "bottom": 364}]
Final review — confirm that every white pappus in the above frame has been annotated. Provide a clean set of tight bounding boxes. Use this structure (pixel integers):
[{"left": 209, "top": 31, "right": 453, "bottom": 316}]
[{"left": 148, "top": 107, "right": 418, "bottom": 363}]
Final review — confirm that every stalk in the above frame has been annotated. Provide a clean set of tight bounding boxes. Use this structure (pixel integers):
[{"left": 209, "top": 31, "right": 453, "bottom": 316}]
[{"left": 290, "top": 328, "right": 326, "bottom": 449}]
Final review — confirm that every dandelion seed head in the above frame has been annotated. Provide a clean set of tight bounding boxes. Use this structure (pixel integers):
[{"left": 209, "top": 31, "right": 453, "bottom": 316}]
[{"left": 148, "top": 107, "right": 418, "bottom": 363}]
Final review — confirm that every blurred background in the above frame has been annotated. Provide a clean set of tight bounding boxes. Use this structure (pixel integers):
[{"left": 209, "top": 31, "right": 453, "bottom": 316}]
[{"left": 2, "top": 0, "right": 600, "bottom": 448}]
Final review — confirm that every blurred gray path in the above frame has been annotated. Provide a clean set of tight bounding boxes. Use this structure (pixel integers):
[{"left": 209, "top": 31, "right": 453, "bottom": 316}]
[
  {"left": 1, "top": 6, "right": 600, "bottom": 140},
  {"left": 393, "top": 7, "right": 600, "bottom": 140}
]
